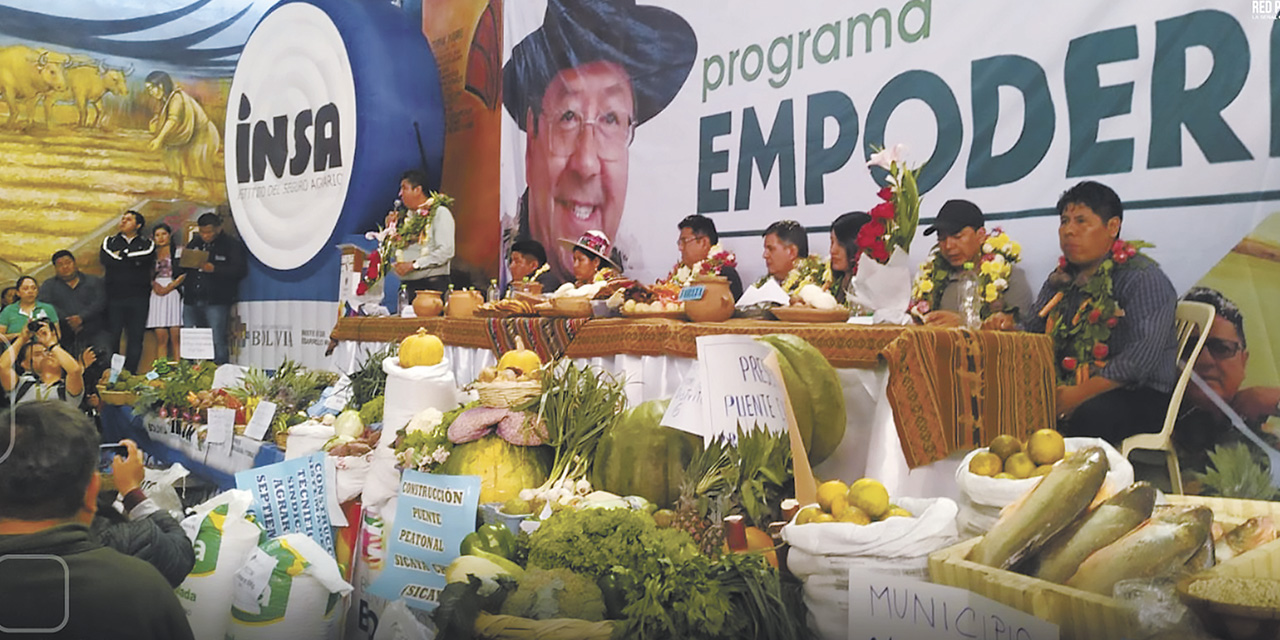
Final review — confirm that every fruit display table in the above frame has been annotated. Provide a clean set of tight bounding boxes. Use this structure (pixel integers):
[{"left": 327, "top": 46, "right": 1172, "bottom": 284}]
[
  {"left": 99, "top": 404, "right": 286, "bottom": 490},
  {"left": 328, "top": 316, "right": 1055, "bottom": 499}
]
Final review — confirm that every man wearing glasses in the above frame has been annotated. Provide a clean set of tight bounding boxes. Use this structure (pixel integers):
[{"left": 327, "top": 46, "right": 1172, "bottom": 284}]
[
  {"left": 503, "top": 0, "right": 697, "bottom": 283},
  {"left": 1175, "top": 287, "right": 1280, "bottom": 478}
]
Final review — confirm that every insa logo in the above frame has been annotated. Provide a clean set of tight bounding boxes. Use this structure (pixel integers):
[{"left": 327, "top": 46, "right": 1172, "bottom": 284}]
[
  {"left": 224, "top": 1, "right": 357, "bottom": 270},
  {"left": 234, "top": 94, "right": 343, "bottom": 183}
]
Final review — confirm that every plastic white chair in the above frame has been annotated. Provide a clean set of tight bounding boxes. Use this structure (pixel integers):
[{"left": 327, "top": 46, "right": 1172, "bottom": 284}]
[{"left": 1120, "top": 300, "right": 1216, "bottom": 495}]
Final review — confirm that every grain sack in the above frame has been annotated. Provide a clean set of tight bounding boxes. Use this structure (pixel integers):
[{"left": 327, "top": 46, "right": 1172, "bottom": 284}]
[
  {"left": 226, "top": 533, "right": 354, "bottom": 640},
  {"left": 174, "top": 490, "right": 265, "bottom": 640},
  {"left": 380, "top": 356, "right": 461, "bottom": 438}
]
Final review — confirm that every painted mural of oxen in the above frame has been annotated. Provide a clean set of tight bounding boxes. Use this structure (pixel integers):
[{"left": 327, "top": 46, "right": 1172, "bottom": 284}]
[
  {"left": 0, "top": 45, "right": 70, "bottom": 127},
  {"left": 61, "top": 63, "right": 130, "bottom": 128}
]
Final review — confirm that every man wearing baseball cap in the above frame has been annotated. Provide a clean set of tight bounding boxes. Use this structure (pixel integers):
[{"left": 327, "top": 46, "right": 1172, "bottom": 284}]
[
  {"left": 503, "top": 0, "right": 697, "bottom": 284},
  {"left": 912, "top": 199, "right": 1032, "bottom": 330}
]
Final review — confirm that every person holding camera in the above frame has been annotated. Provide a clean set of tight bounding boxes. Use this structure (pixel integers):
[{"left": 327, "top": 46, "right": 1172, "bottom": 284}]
[
  {"left": 1, "top": 275, "right": 59, "bottom": 344},
  {"left": 0, "top": 317, "right": 88, "bottom": 407}
]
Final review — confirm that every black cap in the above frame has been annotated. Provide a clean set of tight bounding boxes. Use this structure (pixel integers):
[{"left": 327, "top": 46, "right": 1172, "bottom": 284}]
[{"left": 923, "top": 199, "right": 985, "bottom": 236}]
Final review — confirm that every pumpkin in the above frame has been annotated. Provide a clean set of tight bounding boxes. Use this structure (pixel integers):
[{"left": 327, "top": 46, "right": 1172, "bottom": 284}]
[
  {"left": 756, "top": 334, "right": 846, "bottom": 465},
  {"left": 399, "top": 328, "right": 444, "bottom": 367},
  {"left": 496, "top": 336, "right": 542, "bottom": 374},
  {"left": 592, "top": 399, "right": 701, "bottom": 509},
  {"left": 437, "top": 435, "right": 552, "bottom": 503}
]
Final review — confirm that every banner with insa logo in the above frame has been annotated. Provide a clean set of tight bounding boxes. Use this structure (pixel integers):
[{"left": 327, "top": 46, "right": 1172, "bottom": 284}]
[{"left": 500, "top": 0, "right": 1280, "bottom": 295}]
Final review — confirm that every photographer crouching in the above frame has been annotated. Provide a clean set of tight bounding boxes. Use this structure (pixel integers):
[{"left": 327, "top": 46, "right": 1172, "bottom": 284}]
[{"left": 1, "top": 317, "right": 89, "bottom": 407}]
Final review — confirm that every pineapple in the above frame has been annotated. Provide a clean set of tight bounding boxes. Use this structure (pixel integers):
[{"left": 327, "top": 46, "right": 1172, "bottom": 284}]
[
  {"left": 1194, "top": 443, "right": 1280, "bottom": 501},
  {"left": 671, "top": 436, "right": 739, "bottom": 556}
]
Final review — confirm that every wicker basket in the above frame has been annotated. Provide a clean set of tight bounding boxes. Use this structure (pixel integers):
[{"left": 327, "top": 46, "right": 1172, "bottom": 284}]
[
  {"left": 474, "top": 380, "right": 542, "bottom": 408},
  {"left": 99, "top": 390, "right": 139, "bottom": 405}
]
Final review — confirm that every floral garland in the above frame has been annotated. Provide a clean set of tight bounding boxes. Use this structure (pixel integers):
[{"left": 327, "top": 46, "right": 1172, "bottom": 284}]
[
  {"left": 856, "top": 144, "right": 923, "bottom": 264},
  {"left": 522, "top": 262, "right": 550, "bottom": 283},
  {"left": 357, "top": 191, "right": 455, "bottom": 295},
  {"left": 1042, "top": 239, "right": 1153, "bottom": 385},
  {"left": 662, "top": 244, "right": 738, "bottom": 288},
  {"left": 909, "top": 229, "right": 1022, "bottom": 317},
  {"left": 755, "top": 255, "right": 828, "bottom": 295}
]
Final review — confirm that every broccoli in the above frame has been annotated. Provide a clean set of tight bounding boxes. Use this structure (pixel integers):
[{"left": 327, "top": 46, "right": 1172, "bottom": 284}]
[
  {"left": 499, "top": 567, "right": 605, "bottom": 621},
  {"left": 358, "top": 395, "right": 385, "bottom": 426}
]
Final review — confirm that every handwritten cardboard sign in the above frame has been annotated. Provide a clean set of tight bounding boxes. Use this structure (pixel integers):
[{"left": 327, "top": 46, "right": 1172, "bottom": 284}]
[
  {"left": 695, "top": 334, "right": 790, "bottom": 439},
  {"left": 369, "top": 470, "right": 481, "bottom": 612},
  {"left": 660, "top": 370, "right": 706, "bottom": 437},
  {"left": 234, "top": 452, "right": 334, "bottom": 555},
  {"left": 847, "top": 571, "right": 1058, "bottom": 640},
  {"left": 180, "top": 328, "right": 215, "bottom": 361}
]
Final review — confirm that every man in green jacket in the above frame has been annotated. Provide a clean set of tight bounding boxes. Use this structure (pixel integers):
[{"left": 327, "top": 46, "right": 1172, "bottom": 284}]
[{"left": 0, "top": 401, "right": 193, "bottom": 639}]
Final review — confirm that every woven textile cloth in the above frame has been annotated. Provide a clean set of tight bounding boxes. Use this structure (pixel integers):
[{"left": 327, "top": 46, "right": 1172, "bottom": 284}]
[{"left": 330, "top": 317, "right": 1055, "bottom": 466}]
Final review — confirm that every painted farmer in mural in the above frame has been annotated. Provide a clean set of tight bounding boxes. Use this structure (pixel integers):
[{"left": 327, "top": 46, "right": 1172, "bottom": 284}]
[
  {"left": 145, "top": 70, "right": 221, "bottom": 199},
  {"left": 503, "top": 0, "right": 697, "bottom": 284}
]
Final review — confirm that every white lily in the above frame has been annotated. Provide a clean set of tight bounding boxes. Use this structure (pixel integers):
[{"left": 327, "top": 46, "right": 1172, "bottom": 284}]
[{"left": 867, "top": 143, "right": 908, "bottom": 170}]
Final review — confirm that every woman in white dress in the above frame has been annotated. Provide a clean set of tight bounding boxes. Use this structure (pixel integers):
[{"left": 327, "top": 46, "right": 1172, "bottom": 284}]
[{"left": 146, "top": 223, "right": 185, "bottom": 360}]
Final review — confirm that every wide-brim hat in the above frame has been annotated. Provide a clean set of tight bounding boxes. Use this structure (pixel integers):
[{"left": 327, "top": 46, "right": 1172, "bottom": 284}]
[
  {"left": 503, "top": 0, "right": 698, "bottom": 131},
  {"left": 924, "top": 199, "right": 986, "bottom": 236},
  {"left": 559, "top": 230, "right": 619, "bottom": 271}
]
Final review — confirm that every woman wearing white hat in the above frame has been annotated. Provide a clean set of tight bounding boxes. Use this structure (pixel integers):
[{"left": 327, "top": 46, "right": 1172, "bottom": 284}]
[{"left": 559, "top": 230, "right": 621, "bottom": 286}]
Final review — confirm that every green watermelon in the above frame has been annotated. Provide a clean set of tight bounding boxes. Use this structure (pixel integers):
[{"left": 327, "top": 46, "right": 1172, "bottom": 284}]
[
  {"left": 592, "top": 399, "right": 701, "bottom": 509},
  {"left": 757, "top": 333, "right": 846, "bottom": 465},
  {"left": 438, "top": 436, "right": 553, "bottom": 504}
]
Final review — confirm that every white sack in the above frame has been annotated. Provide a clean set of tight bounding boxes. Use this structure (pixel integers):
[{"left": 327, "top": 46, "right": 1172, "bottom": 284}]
[
  {"left": 175, "top": 490, "right": 264, "bottom": 640},
  {"left": 226, "top": 533, "right": 354, "bottom": 640}
]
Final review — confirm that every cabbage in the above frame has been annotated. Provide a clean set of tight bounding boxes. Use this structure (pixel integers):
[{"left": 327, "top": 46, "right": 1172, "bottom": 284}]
[{"left": 333, "top": 409, "right": 364, "bottom": 439}]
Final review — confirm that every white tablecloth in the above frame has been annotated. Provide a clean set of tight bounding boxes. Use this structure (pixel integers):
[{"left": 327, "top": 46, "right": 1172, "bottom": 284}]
[{"left": 327, "top": 341, "right": 964, "bottom": 501}]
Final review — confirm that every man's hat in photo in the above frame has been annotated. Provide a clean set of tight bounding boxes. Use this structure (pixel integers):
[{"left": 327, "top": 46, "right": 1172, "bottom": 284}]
[
  {"left": 559, "top": 230, "right": 619, "bottom": 271},
  {"left": 503, "top": 0, "right": 698, "bottom": 132},
  {"left": 924, "top": 199, "right": 986, "bottom": 236}
]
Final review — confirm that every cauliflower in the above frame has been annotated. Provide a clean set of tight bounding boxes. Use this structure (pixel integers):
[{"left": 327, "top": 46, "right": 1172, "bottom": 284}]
[{"left": 498, "top": 567, "right": 605, "bottom": 621}]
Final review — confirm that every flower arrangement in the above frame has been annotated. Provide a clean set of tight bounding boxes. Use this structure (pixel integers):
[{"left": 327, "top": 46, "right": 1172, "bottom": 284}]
[
  {"left": 910, "top": 229, "right": 1023, "bottom": 317},
  {"left": 357, "top": 191, "right": 456, "bottom": 295},
  {"left": 1040, "top": 239, "right": 1152, "bottom": 384},
  {"left": 856, "top": 144, "right": 923, "bottom": 264},
  {"left": 394, "top": 404, "right": 462, "bottom": 472},
  {"left": 663, "top": 244, "right": 738, "bottom": 288}
]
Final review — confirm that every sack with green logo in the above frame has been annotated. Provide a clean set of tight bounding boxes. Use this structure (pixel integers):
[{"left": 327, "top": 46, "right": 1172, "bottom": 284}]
[
  {"left": 175, "top": 489, "right": 265, "bottom": 640},
  {"left": 226, "top": 533, "right": 353, "bottom": 640}
]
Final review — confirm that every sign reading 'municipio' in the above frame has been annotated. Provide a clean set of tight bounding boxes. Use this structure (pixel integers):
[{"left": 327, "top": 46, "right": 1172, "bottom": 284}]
[{"left": 224, "top": 2, "right": 357, "bottom": 271}]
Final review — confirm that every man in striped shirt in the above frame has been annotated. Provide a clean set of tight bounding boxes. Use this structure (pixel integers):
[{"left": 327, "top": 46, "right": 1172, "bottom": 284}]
[{"left": 1022, "top": 181, "right": 1178, "bottom": 444}]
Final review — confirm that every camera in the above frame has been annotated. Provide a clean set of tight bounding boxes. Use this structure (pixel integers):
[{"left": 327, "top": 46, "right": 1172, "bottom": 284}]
[{"left": 27, "top": 317, "right": 54, "bottom": 334}]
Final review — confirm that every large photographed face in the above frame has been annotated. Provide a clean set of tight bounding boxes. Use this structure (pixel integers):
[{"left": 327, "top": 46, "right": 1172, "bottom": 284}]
[
  {"left": 1187, "top": 315, "right": 1249, "bottom": 409},
  {"left": 525, "top": 60, "right": 634, "bottom": 280}
]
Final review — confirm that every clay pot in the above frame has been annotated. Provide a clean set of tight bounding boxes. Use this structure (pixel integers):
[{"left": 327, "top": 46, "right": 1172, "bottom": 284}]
[
  {"left": 684, "top": 275, "right": 735, "bottom": 323},
  {"left": 447, "top": 290, "right": 483, "bottom": 318},
  {"left": 412, "top": 289, "right": 444, "bottom": 317}
]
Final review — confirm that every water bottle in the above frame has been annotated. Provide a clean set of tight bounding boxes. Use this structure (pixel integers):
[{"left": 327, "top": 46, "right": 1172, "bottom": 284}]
[
  {"left": 958, "top": 270, "right": 981, "bottom": 329},
  {"left": 487, "top": 279, "right": 501, "bottom": 303},
  {"left": 396, "top": 284, "right": 409, "bottom": 315}
]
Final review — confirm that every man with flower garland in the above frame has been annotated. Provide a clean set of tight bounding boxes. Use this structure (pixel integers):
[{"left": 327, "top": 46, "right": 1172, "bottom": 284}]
[
  {"left": 910, "top": 199, "right": 1033, "bottom": 329},
  {"left": 505, "top": 239, "right": 563, "bottom": 296},
  {"left": 746, "top": 220, "right": 826, "bottom": 299},
  {"left": 1021, "top": 181, "right": 1179, "bottom": 445},
  {"left": 661, "top": 214, "right": 742, "bottom": 300},
  {"left": 389, "top": 169, "right": 455, "bottom": 294}
]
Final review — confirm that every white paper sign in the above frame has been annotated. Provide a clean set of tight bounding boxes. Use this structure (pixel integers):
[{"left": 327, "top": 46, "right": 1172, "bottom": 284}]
[
  {"left": 695, "top": 335, "right": 790, "bottom": 439},
  {"left": 108, "top": 353, "right": 126, "bottom": 382},
  {"left": 848, "top": 571, "right": 1058, "bottom": 640},
  {"left": 245, "top": 400, "right": 278, "bottom": 441},
  {"left": 231, "top": 546, "right": 279, "bottom": 615},
  {"left": 660, "top": 371, "right": 708, "bottom": 438},
  {"left": 205, "top": 407, "right": 236, "bottom": 459},
  {"left": 180, "top": 328, "right": 216, "bottom": 361}
]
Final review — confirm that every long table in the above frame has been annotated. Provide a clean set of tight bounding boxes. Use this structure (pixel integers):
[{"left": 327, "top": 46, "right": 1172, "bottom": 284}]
[{"left": 333, "top": 316, "right": 1054, "bottom": 463}]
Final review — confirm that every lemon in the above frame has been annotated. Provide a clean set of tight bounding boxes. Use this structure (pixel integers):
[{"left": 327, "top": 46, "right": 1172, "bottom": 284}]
[
  {"left": 816, "top": 480, "right": 849, "bottom": 512},
  {"left": 967, "top": 451, "right": 1003, "bottom": 477},
  {"left": 1004, "top": 452, "right": 1036, "bottom": 479},
  {"left": 829, "top": 493, "right": 850, "bottom": 519},
  {"left": 795, "top": 506, "right": 823, "bottom": 525},
  {"left": 812, "top": 512, "right": 837, "bottom": 523},
  {"left": 993, "top": 472, "right": 1015, "bottom": 479},
  {"left": 1027, "top": 429, "right": 1066, "bottom": 465},
  {"left": 837, "top": 505, "right": 871, "bottom": 525},
  {"left": 885, "top": 507, "right": 914, "bottom": 519},
  {"left": 847, "top": 478, "right": 890, "bottom": 519},
  {"left": 1032, "top": 464, "right": 1054, "bottom": 477},
  {"left": 988, "top": 434, "right": 1023, "bottom": 461}
]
